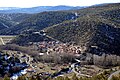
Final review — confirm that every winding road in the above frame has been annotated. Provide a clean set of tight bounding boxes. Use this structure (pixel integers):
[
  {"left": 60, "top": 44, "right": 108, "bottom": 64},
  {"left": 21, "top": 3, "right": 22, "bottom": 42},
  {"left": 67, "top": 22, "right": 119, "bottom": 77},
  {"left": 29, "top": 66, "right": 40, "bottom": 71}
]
[{"left": 52, "top": 59, "right": 91, "bottom": 78}]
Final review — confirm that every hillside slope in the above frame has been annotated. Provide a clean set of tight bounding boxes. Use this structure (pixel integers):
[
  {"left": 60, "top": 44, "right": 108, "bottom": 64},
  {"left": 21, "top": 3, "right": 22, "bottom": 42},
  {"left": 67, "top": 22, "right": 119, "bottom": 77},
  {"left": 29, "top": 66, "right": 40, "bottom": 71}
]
[
  {"left": 0, "top": 13, "right": 32, "bottom": 30},
  {"left": 0, "top": 11, "right": 77, "bottom": 35},
  {"left": 45, "top": 3, "right": 120, "bottom": 55},
  {"left": 0, "top": 18, "right": 13, "bottom": 30}
]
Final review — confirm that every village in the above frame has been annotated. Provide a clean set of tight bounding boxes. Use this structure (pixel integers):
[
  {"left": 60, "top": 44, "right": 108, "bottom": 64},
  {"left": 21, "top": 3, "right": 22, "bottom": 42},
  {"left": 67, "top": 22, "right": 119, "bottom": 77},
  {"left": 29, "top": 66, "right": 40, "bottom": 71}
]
[{"left": 31, "top": 40, "right": 87, "bottom": 56}]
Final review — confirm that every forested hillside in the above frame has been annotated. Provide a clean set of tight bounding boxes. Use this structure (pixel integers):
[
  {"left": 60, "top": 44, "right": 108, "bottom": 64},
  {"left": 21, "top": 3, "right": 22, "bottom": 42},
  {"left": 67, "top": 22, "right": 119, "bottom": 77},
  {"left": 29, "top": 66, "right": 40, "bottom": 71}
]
[
  {"left": 11, "top": 32, "right": 53, "bottom": 45},
  {"left": 0, "top": 11, "right": 77, "bottom": 35},
  {"left": 45, "top": 3, "right": 120, "bottom": 56},
  {"left": 0, "top": 18, "right": 12, "bottom": 30},
  {"left": 0, "top": 13, "right": 32, "bottom": 30}
]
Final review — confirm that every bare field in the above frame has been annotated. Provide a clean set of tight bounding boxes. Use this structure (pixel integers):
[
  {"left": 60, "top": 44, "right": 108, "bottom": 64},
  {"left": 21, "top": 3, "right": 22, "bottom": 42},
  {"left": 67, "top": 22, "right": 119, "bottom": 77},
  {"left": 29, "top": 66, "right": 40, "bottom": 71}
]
[{"left": 0, "top": 35, "right": 16, "bottom": 45}]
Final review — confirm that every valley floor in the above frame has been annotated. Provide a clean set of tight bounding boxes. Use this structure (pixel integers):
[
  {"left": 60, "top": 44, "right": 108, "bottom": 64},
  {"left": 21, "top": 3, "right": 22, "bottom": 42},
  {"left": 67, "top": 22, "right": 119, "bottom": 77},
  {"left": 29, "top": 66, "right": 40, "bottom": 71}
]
[{"left": 1, "top": 49, "right": 120, "bottom": 80}]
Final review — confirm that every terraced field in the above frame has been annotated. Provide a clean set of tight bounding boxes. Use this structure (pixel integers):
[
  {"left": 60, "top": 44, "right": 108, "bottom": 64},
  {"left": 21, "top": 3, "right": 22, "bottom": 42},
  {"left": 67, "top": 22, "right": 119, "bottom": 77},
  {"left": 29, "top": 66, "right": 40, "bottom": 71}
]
[{"left": 0, "top": 35, "right": 16, "bottom": 45}]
